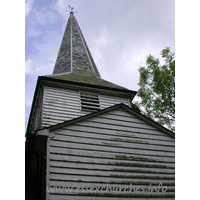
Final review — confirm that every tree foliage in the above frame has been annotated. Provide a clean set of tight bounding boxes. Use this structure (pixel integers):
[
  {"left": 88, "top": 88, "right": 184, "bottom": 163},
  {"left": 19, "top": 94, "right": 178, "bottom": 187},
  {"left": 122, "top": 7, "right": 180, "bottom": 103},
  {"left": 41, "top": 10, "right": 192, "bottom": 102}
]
[{"left": 135, "top": 47, "right": 175, "bottom": 132}]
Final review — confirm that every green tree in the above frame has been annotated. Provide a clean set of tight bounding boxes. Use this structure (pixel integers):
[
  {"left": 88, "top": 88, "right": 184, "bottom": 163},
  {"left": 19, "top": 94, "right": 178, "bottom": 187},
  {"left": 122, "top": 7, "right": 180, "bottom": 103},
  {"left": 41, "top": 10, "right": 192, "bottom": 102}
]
[{"left": 135, "top": 47, "right": 175, "bottom": 132}]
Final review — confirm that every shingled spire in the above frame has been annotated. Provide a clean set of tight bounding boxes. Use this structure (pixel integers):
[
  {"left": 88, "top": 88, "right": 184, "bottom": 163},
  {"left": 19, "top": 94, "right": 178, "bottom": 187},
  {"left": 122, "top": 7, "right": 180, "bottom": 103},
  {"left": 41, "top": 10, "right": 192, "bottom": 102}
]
[
  {"left": 48, "top": 11, "right": 128, "bottom": 90},
  {"left": 53, "top": 12, "right": 101, "bottom": 77}
]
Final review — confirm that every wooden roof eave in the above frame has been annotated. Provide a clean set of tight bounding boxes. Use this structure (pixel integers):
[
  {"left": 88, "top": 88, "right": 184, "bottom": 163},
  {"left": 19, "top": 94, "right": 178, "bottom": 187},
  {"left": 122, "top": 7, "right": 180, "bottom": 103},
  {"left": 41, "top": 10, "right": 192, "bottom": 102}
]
[{"left": 41, "top": 75, "right": 136, "bottom": 93}]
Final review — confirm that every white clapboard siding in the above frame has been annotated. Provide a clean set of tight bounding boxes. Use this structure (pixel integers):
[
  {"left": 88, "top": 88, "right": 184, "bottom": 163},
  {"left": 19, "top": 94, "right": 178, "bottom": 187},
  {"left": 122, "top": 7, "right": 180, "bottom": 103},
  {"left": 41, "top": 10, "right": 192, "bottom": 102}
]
[
  {"left": 42, "top": 86, "right": 130, "bottom": 128},
  {"left": 100, "top": 94, "right": 130, "bottom": 109},
  {"left": 46, "top": 107, "right": 175, "bottom": 199}
]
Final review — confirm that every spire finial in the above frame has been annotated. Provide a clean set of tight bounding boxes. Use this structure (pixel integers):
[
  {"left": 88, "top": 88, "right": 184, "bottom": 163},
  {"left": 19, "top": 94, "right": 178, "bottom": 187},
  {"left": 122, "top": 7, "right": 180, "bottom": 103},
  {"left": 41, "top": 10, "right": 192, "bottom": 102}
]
[{"left": 66, "top": 5, "right": 78, "bottom": 14}]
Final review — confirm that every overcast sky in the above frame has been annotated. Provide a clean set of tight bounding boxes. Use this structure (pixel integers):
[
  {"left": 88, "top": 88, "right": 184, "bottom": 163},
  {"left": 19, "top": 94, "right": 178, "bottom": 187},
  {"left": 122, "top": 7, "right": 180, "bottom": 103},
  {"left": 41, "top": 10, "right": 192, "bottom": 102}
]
[{"left": 25, "top": 0, "right": 175, "bottom": 128}]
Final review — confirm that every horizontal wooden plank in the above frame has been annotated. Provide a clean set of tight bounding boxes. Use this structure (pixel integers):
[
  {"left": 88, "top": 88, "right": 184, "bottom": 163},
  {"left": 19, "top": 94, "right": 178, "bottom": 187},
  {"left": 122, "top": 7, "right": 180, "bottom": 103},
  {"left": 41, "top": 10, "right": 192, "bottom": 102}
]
[
  {"left": 54, "top": 130, "right": 174, "bottom": 147},
  {"left": 50, "top": 137, "right": 175, "bottom": 157},
  {"left": 49, "top": 154, "right": 175, "bottom": 169},
  {"left": 43, "top": 118, "right": 64, "bottom": 125},
  {"left": 45, "top": 86, "right": 79, "bottom": 95},
  {"left": 49, "top": 173, "right": 175, "bottom": 184},
  {"left": 98, "top": 113, "right": 146, "bottom": 124},
  {"left": 48, "top": 188, "right": 175, "bottom": 196},
  {"left": 71, "top": 121, "right": 173, "bottom": 140},
  {"left": 87, "top": 117, "right": 156, "bottom": 131},
  {"left": 50, "top": 146, "right": 174, "bottom": 163},
  {"left": 44, "top": 92, "right": 79, "bottom": 102},
  {"left": 44, "top": 98, "right": 80, "bottom": 108},
  {"left": 44, "top": 92, "right": 79, "bottom": 101},
  {"left": 43, "top": 110, "right": 83, "bottom": 118},
  {"left": 107, "top": 108, "right": 168, "bottom": 128},
  {"left": 43, "top": 104, "right": 81, "bottom": 112},
  {"left": 48, "top": 187, "right": 175, "bottom": 194},
  {"left": 52, "top": 134, "right": 175, "bottom": 153},
  {"left": 100, "top": 95, "right": 129, "bottom": 102},
  {"left": 42, "top": 109, "right": 82, "bottom": 118},
  {"left": 87, "top": 118, "right": 168, "bottom": 136},
  {"left": 43, "top": 114, "right": 75, "bottom": 123},
  {"left": 43, "top": 106, "right": 81, "bottom": 116},
  {"left": 44, "top": 93, "right": 79, "bottom": 100},
  {"left": 106, "top": 109, "right": 138, "bottom": 118},
  {"left": 43, "top": 116, "right": 71, "bottom": 122},
  {"left": 76, "top": 120, "right": 160, "bottom": 134},
  {"left": 49, "top": 167, "right": 175, "bottom": 180},
  {"left": 49, "top": 180, "right": 175, "bottom": 189},
  {"left": 49, "top": 161, "right": 175, "bottom": 174},
  {"left": 61, "top": 125, "right": 174, "bottom": 142},
  {"left": 50, "top": 140, "right": 175, "bottom": 158},
  {"left": 43, "top": 122, "right": 57, "bottom": 127}
]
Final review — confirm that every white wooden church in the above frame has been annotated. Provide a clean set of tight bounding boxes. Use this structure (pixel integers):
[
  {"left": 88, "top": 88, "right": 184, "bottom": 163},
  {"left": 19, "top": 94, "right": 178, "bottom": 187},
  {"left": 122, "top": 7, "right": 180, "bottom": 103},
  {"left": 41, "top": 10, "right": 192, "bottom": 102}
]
[{"left": 25, "top": 11, "right": 175, "bottom": 200}]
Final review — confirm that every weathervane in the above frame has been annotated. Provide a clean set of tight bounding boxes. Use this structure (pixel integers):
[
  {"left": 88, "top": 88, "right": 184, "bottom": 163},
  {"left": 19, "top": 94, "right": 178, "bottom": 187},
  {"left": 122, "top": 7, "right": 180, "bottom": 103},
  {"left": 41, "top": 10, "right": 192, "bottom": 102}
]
[{"left": 66, "top": 5, "right": 78, "bottom": 14}]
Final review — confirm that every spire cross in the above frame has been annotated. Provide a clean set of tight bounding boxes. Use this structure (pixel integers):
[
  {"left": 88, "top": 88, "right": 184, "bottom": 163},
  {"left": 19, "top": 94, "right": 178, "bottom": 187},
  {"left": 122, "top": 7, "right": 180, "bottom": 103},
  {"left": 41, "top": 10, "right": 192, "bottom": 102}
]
[{"left": 66, "top": 5, "right": 77, "bottom": 14}]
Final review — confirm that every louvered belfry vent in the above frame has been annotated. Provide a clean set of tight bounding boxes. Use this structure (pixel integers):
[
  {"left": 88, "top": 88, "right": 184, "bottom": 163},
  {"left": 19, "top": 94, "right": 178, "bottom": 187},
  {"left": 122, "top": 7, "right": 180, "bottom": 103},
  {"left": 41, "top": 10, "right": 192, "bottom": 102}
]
[{"left": 80, "top": 93, "right": 100, "bottom": 111}]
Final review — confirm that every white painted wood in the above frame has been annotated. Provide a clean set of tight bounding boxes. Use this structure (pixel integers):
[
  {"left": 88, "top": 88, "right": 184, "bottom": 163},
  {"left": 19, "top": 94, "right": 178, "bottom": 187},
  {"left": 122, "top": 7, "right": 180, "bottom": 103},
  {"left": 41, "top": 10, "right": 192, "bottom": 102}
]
[
  {"left": 53, "top": 130, "right": 175, "bottom": 146},
  {"left": 49, "top": 173, "right": 174, "bottom": 183},
  {"left": 49, "top": 160, "right": 175, "bottom": 174},
  {"left": 48, "top": 180, "right": 175, "bottom": 193},
  {"left": 50, "top": 140, "right": 175, "bottom": 158},
  {"left": 86, "top": 118, "right": 159, "bottom": 131},
  {"left": 98, "top": 112, "right": 147, "bottom": 124},
  {"left": 49, "top": 146, "right": 174, "bottom": 162},
  {"left": 42, "top": 86, "right": 130, "bottom": 128},
  {"left": 49, "top": 167, "right": 175, "bottom": 179},
  {"left": 43, "top": 87, "right": 175, "bottom": 199},
  {"left": 51, "top": 134, "right": 175, "bottom": 152},
  {"left": 59, "top": 126, "right": 174, "bottom": 142},
  {"left": 49, "top": 153, "right": 175, "bottom": 168}
]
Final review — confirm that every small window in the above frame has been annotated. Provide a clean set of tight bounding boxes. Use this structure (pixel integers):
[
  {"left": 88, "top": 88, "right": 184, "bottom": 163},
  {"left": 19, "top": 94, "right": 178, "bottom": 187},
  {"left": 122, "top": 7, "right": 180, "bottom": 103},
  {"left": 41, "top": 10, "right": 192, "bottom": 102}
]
[{"left": 80, "top": 93, "right": 100, "bottom": 111}]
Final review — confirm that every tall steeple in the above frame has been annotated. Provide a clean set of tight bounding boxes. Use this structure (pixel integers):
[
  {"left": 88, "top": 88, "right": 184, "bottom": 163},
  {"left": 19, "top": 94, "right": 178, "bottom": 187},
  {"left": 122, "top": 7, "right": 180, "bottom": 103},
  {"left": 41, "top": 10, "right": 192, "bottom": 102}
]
[
  {"left": 48, "top": 12, "right": 127, "bottom": 90},
  {"left": 53, "top": 12, "right": 100, "bottom": 77}
]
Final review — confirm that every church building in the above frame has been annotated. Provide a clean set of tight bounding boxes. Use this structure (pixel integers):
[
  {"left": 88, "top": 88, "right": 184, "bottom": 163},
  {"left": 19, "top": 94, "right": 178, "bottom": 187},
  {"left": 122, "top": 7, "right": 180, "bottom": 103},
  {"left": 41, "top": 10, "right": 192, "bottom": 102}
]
[{"left": 25, "top": 10, "right": 175, "bottom": 200}]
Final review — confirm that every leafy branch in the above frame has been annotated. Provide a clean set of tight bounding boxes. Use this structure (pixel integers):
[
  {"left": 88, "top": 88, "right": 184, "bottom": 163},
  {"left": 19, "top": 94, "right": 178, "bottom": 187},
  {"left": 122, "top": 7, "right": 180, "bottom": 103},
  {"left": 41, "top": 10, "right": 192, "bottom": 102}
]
[{"left": 134, "top": 47, "right": 175, "bottom": 132}]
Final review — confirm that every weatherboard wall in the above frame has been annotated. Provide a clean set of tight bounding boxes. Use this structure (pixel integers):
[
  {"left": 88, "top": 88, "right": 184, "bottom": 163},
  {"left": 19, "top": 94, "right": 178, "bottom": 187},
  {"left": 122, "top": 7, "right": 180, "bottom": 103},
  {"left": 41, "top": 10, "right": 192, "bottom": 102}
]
[
  {"left": 42, "top": 85, "right": 130, "bottom": 128},
  {"left": 46, "top": 107, "right": 175, "bottom": 199}
]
